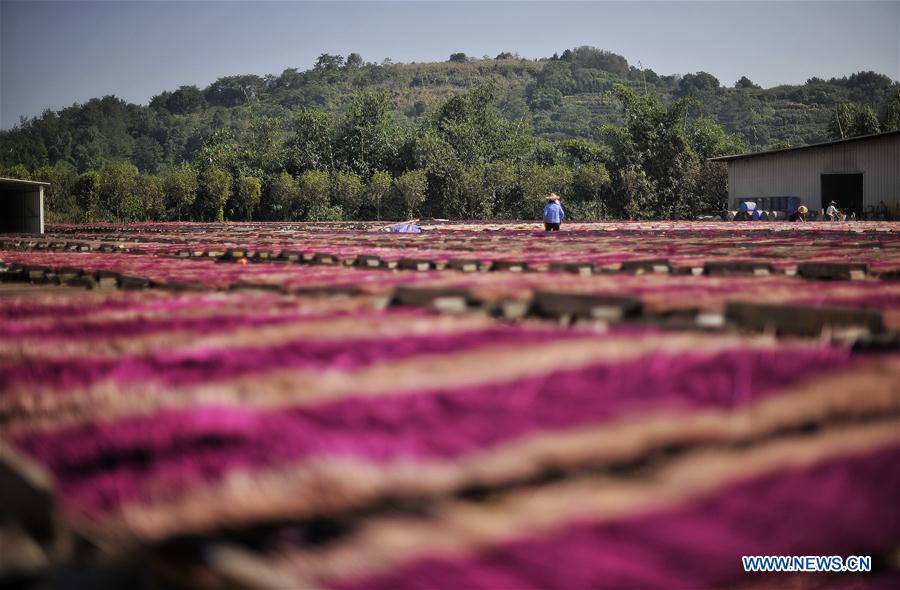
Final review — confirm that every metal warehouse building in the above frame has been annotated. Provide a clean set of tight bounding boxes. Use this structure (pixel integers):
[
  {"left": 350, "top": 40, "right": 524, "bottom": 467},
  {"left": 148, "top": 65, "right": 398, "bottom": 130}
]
[
  {"left": 711, "top": 130, "right": 900, "bottom": 218},
  {"left": 0, "top": 177, "right": 48, "bottom": 234}
]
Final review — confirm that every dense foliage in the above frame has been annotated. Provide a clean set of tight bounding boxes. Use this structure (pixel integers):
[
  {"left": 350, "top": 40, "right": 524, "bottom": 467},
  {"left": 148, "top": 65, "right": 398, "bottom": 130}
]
[{"left": 1, "top": 47, "right": 896, "bottom": 222}]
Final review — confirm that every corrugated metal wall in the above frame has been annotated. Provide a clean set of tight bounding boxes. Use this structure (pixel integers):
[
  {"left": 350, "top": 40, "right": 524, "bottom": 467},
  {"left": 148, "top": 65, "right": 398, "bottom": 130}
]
[{"left": 728, "top": 134, "right": 900, "bottom": 212}]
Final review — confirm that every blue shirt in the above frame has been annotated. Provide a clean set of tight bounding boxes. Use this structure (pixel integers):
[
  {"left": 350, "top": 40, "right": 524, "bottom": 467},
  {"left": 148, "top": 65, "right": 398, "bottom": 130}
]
[{"left": 543, "top": 201, "right": 564, "bottom": 223}]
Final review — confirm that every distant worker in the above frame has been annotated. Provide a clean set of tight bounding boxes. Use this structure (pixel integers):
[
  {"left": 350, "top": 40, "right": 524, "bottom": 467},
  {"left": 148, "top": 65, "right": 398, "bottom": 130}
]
[
  {"left": 788, "top": 205, "right": 808, "bottom": 222},
  {"left": 877, "top": 200, "right": 888, "bottom": 220},
  {"left": 825, "top": 201, "right": 841, "bottom": 221},
  {"left": 543, "top": 193, "right": 564, "bottom": 231}
]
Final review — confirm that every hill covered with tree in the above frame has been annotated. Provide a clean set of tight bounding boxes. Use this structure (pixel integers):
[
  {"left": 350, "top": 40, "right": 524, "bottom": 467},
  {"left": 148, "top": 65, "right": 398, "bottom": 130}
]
[{"left": 1, "top": 47, "right": 897, "bottom": 222}]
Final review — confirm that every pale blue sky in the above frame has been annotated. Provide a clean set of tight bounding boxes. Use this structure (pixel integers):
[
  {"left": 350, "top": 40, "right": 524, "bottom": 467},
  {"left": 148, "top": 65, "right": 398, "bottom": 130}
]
[{"left": 1, "top": 1, "right": 898, "bottom": 128}]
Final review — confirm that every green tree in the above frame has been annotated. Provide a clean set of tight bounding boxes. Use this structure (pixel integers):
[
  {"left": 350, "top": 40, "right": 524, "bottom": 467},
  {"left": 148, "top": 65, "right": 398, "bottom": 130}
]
[
  {"left": 695, "top": 161, "right": 729, "bottom": 214},
  {"left": 830, "top": 103, "right": 880, "bottom": 139},
  {"left": 73, "top": 171, "right": 102, "bottom": 222},
  {"left": 687, "top": 117, "right": 748, "bottom": 160},
  {"left": 285, "top": 110, "right": 336, "bottom": 175},
  {"left": 71, "top": 128, "right": 106, "bottom": 172},
  {"left": 0, "top": 133, "right": 48, "bottom": 170},
  {"left": 851, "top": 105, "right": 880, "bottom": 136},
  {"left": 345, "top": 53, "right": 364, "bottom": 69},
  {"left": 132, "top": 136, "right": 164, "bottom": 173},
  {"left": 137, "top": 173, "right": 166, "bottom": 220},
  {"left": 163, "top": 164, "right": 198, "bottom": 220},
  {"left": 881, "top": 89, "right": 900, "bottom": 131},
  {"left": 307, "top": 201, "right": 343, "bottom": 221},
  {"left": 335, "top": 92, "right": 402, "bottom": 178},
  {"left": 99, "top": 161, "right": 140, "bottom": 220},
  {"left": 195, "top": 167, "right": 232, "bottom": 221},
  {"left": 4, "top": 164, "right": 31, "bottom": 180},
  {"left": 204, "top": 75, "right": 265, "bottom": 107},
  {"left": 297, "top": 170, "right": 331, "bottom": 220},
  {"left": 461, "top": 165, "right": 494, "bottom": 219},
  {"left": 829, "top": 103, "right": 854, "bottom": 139},
  {"left": 484, "top": 159, "right": 519, "bottom": 218},
  {"left": 165, "top": 85, "right": 206, "bottom": 114},
  {"left": 617, "top": 166, "right": 656, "bottom": 220},
  {"left": 261, "top": 172, "right": 300, "bottom": 220},
  {"left": 517, "top": 164, "right": 573, "bottom": 219},
  {"left": 394, "top": 169, "right": 428, "bottom": 219},
  {"left": 676, "top": 72, "right": 721, "bottom": 97},
  {"left": 558, "top": 139, "right": 609, "bottom": 166},
  {"left": 570, "top": 163, "right": 611, "bottom": 219},
  {"left": 227, "top": 175, "right": 262, "bottom": 221},
  {"left": 569, "top": 46, "right": 630, "bottom": 77},
  {"left": 314, "top": 53, "right": 345, "bottom": 71},
  {"left": 197, "top": 129, "right": 240, "bottom": 173},
  {"left": 530, "top": 88, "right": 563, "bottom": 110},
  {"left": 242, "top": 116, "right": 287, "bottom": 177},
  {"left": 331, "top": 170, "right": 364, "bottom": 218},
  {"left": 365, "top": 169, "right": 392, "bottom": 220},
  {"left": 416, "top": 84, "right": 539, "bottom": 217},
  {"left": 430, "top": 84, "right": 516, "bottom": 166},
  {"left": 536, "top": 61, "right": 575, "bottom": 94},
  {"left": 33, "top": 161, "right": 77, "bottom": 220},
  {"left": 413, "top": 129, "right": 465, "bottom": 217},
  {"left": 734, "top": 76, "right": 760, "bottom": 90},
  {"left": 603, "top": 85, "right": 701, "bottom": 219}
]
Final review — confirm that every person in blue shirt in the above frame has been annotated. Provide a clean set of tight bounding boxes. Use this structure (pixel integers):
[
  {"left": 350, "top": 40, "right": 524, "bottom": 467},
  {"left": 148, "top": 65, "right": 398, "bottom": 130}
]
[{"left": 543, "top": 193, "right": 564, "bottom": 231}]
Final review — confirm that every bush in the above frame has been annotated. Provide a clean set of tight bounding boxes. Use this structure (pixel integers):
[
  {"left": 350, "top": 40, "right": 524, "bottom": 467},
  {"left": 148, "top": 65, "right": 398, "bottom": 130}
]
[
  {"left": 261, "top": 172, "right": 300, "bottom": 221},
  {"left": 394, "top": 169, "right": 428, "bottom": 219},
  {"left": 298, "top": 170, "right": 331, "bottom": 220},
  {"left": 364, "top": 170, "right": 392, "bottom": 220},
  {"left": 330, "top": 171, "right": 364, "bottom": 218},
  {"left": 99, "top": 161, "right": 140, "bottom": 220},
  {"left": 163, "top": 164, "right": 198, "bottom": 221},
  {"left": 137, "top": 173, "right": 166, "bottom": 221},
  {"left": 307, "top": 202, "right": 343, "bottom": 221},
  {"left": 195, "top": 167, "right": 232, "bottom": 221},
  {"left": 73, "top": 171, "right": 102, "bottom": 222},
  {"left": 227, "top": 176, "right": 262, "bottom": 221}
]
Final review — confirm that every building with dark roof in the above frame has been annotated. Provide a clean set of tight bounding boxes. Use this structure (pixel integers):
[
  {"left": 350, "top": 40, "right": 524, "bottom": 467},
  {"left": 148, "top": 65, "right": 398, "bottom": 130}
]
[
  {"left": 0, "top": 177, "right": 49, "bottom": 234},
  {"left": 710, "top": 130, "right": 900, "bottom": 217}
]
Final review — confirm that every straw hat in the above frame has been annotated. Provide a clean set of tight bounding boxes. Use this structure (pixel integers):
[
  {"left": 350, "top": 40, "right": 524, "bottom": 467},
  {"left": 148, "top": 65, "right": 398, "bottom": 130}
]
[
  {"left": 545, "top": 193, "right": 561, "bottom": 201},
  {"left": 798, "top": 205, "right": 808, "bottom": 214}
]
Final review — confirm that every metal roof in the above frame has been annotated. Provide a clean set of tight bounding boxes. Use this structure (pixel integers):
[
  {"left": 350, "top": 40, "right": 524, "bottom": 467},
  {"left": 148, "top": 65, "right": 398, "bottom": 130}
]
[
  {"left": 709, "top": 130, "right": 900, "bottom": 163},
  {"left": 0, "top": 176, "right": 50, "bottom": 187}
]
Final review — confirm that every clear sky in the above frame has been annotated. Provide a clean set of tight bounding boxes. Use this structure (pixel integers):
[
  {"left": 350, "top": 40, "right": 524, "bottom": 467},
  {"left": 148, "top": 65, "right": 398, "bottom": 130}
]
[{"left": 1, "top": 0, "right": 898, "bottom": 128}]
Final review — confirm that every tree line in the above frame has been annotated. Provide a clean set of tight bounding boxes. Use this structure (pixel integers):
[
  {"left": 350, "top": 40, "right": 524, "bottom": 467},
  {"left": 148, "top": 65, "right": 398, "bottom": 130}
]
[
  {"left": 2, "top": 83, "right": 752, "bottom": 222},
  {"left": 2, "top": 46, "right": 897, "bottom": 179}
]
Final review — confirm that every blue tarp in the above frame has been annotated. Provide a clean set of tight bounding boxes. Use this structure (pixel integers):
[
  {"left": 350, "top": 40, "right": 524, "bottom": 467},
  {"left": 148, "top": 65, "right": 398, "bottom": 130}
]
[
  {"left": 382, "top": 223, "right": 422, "bottom": 233},
  {"left": 739, "top": 197, "right": 800, "bottom": 213}
]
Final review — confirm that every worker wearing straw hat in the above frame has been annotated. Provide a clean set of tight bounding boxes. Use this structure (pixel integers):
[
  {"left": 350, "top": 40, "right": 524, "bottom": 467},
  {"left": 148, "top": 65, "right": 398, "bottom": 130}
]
[
  {"left": 789, "top": 205, "right": 808, "bottom": 222},
  {"left": 543, "top": 193, "right": 564, "bottom": 231}
]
